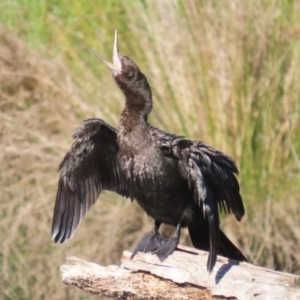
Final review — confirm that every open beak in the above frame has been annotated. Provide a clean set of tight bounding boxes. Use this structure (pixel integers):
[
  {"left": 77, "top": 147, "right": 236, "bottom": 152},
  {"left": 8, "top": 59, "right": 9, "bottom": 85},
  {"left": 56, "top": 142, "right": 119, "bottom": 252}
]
[{"left": 90, "top": 29, "right": 122, "bottom": 75}]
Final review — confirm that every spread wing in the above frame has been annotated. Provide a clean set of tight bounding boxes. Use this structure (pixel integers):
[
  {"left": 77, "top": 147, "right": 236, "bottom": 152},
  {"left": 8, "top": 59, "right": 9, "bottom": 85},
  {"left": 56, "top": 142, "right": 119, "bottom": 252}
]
[
  {"left": 152, "top": 128, "right": 244, "bottom": 271},
  {"left": 51, "top": 118, "right": 129, "bottom": 243},
  {"left": 176, "top": 140, "right": 245, "bottom": 219}
]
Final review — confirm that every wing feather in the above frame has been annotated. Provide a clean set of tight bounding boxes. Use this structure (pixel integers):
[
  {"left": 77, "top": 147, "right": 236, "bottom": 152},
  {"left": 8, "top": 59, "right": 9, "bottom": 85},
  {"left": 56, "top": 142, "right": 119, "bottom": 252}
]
[
  {"left": 189, "top": 156, "right": 220, "bottom": 272},
  {"left": 51, "top": 118, "right": 129, "bottom": 243}
]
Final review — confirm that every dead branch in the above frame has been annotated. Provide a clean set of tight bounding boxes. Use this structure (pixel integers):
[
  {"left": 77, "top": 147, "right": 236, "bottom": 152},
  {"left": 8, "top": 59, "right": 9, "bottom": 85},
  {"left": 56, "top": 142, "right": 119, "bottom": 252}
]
[{"left": 60, "top": 245, "right": 300, "bottom": 300}]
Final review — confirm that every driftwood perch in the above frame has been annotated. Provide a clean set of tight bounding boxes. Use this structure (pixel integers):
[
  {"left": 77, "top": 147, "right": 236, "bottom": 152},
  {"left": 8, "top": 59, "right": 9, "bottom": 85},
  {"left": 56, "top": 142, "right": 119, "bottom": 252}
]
[{"left": 60, "top": 245, "right": 300, "bottom": 300}]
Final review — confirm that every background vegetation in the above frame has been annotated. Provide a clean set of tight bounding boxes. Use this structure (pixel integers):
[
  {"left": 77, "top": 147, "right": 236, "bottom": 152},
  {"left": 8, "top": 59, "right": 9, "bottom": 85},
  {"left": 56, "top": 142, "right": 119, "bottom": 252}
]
[{"left": 1, "top": 0, "right": 300, "bottom": 299}]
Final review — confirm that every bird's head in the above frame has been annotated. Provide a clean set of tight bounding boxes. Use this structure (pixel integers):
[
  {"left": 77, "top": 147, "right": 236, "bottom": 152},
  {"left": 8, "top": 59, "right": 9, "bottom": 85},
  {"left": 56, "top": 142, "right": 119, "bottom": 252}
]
[{"left": 90, "top": 30, "right": 152, "bottom": 116}]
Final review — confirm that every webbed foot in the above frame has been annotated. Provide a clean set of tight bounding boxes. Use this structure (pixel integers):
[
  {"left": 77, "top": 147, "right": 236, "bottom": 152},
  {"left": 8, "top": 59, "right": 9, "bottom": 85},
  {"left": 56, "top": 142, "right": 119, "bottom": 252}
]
[
  {"left": 153, "top": 236, "right": 179, "bottom": 261},
  {"left": 153, "top": 221, "right": 181, "bottom": 261},
  {"left": 131, "top": 231, "right": 167, "bottom": 259}
]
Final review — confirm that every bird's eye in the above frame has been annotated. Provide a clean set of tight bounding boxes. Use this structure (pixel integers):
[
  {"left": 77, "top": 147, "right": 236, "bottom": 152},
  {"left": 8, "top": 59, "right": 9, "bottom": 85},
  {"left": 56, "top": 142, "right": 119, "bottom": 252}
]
[{"left": 127, "top": 71, "right": 134, "bottom": 78}]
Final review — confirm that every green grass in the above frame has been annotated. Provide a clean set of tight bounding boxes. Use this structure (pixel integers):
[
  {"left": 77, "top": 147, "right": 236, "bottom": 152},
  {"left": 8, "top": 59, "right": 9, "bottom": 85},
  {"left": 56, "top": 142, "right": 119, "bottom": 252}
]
[{"left": 1, "top": 0, "right": 300, "bottom": 299}]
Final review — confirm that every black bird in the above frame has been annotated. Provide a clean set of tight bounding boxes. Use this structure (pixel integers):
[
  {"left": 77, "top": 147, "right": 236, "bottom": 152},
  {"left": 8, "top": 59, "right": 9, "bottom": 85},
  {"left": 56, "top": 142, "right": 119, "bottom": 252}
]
[{"left": 51, "top": 30, "right": 247, "bottom": 272}]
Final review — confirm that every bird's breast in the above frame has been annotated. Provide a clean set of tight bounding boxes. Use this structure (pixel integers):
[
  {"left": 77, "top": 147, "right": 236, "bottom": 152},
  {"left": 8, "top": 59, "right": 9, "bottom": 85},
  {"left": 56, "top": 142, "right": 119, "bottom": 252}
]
[{"left": 117, "top": 148, "right": 193, "bottom": 226}]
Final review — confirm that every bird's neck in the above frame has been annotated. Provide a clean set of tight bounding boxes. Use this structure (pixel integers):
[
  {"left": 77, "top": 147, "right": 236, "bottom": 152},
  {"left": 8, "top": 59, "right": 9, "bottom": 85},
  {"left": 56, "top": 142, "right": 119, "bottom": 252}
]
[
  {"left": 115, "top": 71, "right": 154, "bottom": 152},
  {"left": 115, "top": 72, "right": 153, "bottom": 120},
  {"left": 118, "top": 77, "right": 153, "bottom": 128},
  {"left": 118, "top": 98, "right": 151, "bottom": 137},
  {"left": 117, "top": 93, "right": 153, "bottom": 153}
]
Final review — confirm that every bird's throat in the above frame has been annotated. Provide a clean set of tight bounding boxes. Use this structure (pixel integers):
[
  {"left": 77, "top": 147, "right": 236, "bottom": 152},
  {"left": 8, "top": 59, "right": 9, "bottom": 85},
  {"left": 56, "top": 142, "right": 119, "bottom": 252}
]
[{"left": 117, "top": 106, "right": 152, "bottom": 154}]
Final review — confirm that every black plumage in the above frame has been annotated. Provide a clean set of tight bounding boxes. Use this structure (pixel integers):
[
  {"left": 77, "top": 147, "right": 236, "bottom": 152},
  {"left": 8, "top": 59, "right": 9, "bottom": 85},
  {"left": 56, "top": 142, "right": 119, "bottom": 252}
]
[{"left": 51, "top": 30, "right": 247, "bottom": 272}]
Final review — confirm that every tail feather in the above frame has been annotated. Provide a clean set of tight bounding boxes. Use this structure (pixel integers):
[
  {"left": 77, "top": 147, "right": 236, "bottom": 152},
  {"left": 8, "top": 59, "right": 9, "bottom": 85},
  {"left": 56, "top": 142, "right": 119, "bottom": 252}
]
[
  {"left": 218, "top": 230, "right": 247, "bottom": 262},
  {"left": 188, "top": 223, "right": 247, "bottom": 271}
]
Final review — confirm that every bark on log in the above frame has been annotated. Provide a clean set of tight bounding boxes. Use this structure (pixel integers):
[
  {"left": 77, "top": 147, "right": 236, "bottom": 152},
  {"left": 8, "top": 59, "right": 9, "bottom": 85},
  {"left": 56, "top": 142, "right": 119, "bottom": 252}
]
[{"left": 60, "top": 245, "right": 300, "bottom": 300}]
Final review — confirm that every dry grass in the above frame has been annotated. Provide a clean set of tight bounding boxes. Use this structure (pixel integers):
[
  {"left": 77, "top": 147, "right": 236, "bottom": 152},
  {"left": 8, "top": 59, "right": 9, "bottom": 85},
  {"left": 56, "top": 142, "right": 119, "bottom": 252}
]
[
  {"left": 224, "top": 195, "right": 300, "bottom": 274},
  {"left": 0, "top": 1, "right": 300, "bottom": 299}
]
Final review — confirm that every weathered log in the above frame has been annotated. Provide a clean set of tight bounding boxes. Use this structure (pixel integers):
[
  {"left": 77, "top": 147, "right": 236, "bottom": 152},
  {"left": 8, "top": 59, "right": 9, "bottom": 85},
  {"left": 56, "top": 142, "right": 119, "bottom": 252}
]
[{"left": 60, "top": 245, "right": 300, "bottom": 300}]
